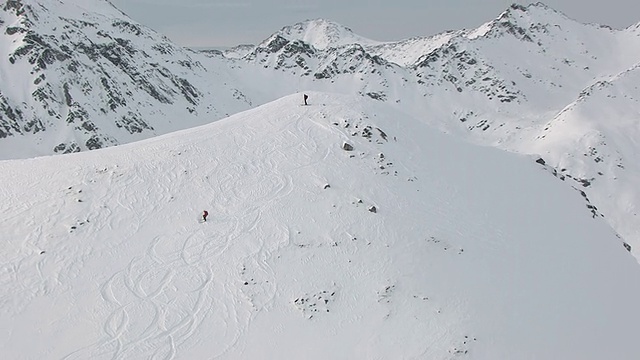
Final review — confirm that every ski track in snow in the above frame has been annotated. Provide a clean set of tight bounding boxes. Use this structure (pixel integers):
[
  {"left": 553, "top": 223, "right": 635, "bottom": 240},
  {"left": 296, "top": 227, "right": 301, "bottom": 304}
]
[{"left": 60, "top": 110, "right": 322, "bottom": 359}]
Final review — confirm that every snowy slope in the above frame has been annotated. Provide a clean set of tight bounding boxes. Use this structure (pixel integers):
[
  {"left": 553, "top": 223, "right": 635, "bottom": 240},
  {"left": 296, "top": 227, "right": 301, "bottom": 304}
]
[
  {"left": 525, "top": 64, "right": 640, "bottom": 259},
  {"left": 1, "top": 93, "right": 640, "bottom": 359},
  {"left": 424, "top": 5, "right": 640, "bottom": 258}
]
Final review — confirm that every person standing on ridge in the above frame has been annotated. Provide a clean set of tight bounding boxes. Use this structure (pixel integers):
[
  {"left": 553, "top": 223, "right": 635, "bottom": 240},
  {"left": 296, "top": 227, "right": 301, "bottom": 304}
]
[
  {"left": 202, "top": 210, "right": 208, "bottom": 222},
  {"left": 303, "top": 94, "right": 308, "bottom": 106}
]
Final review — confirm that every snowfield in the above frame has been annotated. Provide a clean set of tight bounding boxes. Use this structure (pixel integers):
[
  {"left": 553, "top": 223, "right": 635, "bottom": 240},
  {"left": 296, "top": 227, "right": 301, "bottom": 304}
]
[{"left": 2, "top": 93, "right": 640, "bottom": 359}]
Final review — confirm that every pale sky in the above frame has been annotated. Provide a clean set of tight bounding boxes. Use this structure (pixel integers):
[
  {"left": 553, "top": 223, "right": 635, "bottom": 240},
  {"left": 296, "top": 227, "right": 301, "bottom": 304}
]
[{"left": 107, "top": 0, "right": 640, "bottom": 48}]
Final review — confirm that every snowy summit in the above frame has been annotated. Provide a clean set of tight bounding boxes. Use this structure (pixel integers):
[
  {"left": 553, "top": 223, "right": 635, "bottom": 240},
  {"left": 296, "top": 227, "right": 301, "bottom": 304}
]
[{"left": 272, "top": 19, "right": 382, "bottom": 50}]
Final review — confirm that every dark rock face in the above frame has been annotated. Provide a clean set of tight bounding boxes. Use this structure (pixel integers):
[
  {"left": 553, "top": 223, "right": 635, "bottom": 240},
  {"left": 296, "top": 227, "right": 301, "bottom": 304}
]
[
  {"left": 115, "top": 112, "right": 154, "bottom": 134},
  {"left": 413, "top": 43, "right": 521, "bottom": 104},
  {"left": 0, "top": 95, "right": 24, "bottom": 138},
  {"left": 54, "top": 142, "right": 80, "bottom": 154}
]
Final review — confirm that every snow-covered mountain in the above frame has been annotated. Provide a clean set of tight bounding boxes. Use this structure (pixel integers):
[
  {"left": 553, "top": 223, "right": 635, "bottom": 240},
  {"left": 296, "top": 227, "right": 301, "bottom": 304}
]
[
  {"left": 1, "top": 0, "right": 640, "bottom": 333},
  {"left": 271, "top": 19, "right": 382, "bottom": 50},
  {"left": 227, "top": 5, "right": 640, "bottom": 257},
  {"left": 2, "top": 92, "right": 640, "bottom": 359},
  {"left": 0, "top": 0, "right": 255, "bottom": 158}
]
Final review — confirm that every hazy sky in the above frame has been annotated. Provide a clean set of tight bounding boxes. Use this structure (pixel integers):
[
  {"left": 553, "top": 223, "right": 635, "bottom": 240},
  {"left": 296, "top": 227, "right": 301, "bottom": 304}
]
[{"left": 107, "top": 0, "right": 640, "bottom": 48}]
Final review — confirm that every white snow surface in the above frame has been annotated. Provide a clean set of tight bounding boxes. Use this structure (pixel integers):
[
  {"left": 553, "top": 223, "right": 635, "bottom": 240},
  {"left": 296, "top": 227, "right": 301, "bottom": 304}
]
[{"left": 1, "top": 93, "right": 640, "bottom": 359}]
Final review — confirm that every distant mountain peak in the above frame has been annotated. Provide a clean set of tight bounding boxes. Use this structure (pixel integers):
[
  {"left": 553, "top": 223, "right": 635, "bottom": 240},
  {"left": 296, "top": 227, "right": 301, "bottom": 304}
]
[
  {"left": 470, "top": 1, "right": 575, "bottom": 42},
  {"left": 272, "top": 18, "right": 380, "bottom": 50},
  {"left": 496, "top": 2, "right": 572, "bottom": 24},
  {"left": 504, "top": 2, "right": 561, "bottom": 14}
]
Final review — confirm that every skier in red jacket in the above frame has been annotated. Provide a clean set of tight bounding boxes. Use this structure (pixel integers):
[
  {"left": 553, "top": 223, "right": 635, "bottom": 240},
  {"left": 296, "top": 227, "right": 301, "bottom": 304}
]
[{"left": 202, "top": 210, "right": 209, "bottom": 222}]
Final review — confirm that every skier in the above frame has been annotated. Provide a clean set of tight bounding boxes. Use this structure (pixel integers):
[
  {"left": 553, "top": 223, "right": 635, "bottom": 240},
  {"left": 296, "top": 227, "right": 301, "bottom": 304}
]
[
  {"left": 202, "top": 210, "right": 208, "bottom": 222},
  {"left": 303, "top": 94, "right": 308, "bottom": 106}
]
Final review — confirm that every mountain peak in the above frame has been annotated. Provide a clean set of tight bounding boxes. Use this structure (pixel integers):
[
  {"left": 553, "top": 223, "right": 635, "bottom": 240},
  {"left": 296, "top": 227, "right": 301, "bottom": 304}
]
[
  {"left": 273, "top": 18, "right": 380, "bottom": 50},
  {"left": 497, "top": 2, "right": 572, "bottom": 24},
  {"left": 469, "top": 1, "right": 575, "bottom": 42}
]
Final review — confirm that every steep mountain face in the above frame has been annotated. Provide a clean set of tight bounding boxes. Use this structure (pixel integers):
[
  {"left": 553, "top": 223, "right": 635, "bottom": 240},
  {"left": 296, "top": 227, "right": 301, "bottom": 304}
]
[
  {"left": 0, "top": 0, "right": 253, "bottom": 158},
  {"left": 2, "top": 93, "right": 640, "bottom": 359}
]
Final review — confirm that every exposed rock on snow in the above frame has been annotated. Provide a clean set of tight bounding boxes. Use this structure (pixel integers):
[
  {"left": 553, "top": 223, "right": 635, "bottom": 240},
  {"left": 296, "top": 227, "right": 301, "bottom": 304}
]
[{"left": 342, "top": 142, "right": 354, "bottom": 151}]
